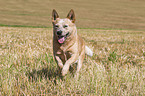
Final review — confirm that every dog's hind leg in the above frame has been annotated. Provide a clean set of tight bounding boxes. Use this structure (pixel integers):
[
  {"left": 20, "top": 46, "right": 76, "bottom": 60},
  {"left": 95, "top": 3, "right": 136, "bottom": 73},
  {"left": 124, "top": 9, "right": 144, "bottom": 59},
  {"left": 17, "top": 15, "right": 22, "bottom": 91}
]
[
  {"left": 76, "top": 58, "right": 82, "bottom": 73},
  {"left": 75, "top": 52, "right": 85, "bottom": 78},
  {"left": 75, "top": 57, "right": 83, "bottom": 79}
]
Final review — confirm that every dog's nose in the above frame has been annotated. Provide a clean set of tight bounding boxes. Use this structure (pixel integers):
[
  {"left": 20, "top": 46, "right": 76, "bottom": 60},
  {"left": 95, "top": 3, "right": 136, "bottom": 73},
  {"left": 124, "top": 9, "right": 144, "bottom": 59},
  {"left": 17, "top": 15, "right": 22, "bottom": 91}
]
[{"left": 57, "top": 31, "right": 62, "bottom": 35}]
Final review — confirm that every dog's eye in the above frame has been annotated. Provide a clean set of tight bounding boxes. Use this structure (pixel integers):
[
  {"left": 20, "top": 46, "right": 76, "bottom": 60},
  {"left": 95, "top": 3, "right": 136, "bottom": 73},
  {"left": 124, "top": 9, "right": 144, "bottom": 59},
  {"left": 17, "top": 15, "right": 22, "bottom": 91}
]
[{"left": 63, "top": 25, "right": 68, "bottom": 28}]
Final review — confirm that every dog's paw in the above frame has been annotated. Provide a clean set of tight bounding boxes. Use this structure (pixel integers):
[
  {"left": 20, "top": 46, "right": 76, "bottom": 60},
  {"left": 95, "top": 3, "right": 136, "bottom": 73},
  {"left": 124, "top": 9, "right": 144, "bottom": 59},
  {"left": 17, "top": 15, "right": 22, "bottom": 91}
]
[
  {"left": 74, "top": 72, "right": 80, "bottom": 80},
  {"left": 61, "top": 65, "right": 69, "bottom": 76}
]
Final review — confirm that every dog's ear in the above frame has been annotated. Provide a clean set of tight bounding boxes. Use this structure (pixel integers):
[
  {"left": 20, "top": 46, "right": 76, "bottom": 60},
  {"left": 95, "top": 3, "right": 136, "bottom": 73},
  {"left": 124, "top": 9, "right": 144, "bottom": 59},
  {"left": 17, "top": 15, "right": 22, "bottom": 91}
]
[
  {"left": 52, "top": 9, "right": 59, "bottom": 22},
  {"left": 67, "top": 9, "right": 75, "bottom": 23}
]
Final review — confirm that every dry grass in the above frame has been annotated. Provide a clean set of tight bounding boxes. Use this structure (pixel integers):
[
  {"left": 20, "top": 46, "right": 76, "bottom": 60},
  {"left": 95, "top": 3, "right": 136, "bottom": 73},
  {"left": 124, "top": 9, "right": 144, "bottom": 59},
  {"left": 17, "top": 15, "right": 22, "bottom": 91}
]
[
  {"left": 0, "top": 27, "right": 145, "bottom": 95},
  {"left": 0, "top": 0, "right": 145, "bottom": 95},
  {"left": 0, "top": 0, "right": 145, "bottom": 30}
]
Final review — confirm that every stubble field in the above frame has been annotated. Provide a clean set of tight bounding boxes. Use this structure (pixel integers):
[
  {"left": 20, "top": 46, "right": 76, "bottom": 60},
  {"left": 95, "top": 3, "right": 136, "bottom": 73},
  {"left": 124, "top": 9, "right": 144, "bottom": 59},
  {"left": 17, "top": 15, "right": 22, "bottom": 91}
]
[
  {"left": 0, "top": 27, "right": 144, "bottom": 95},
  {"left": 0, "top": 0, "right": 145, "bottom": 30},
  {"left": 0, "top": 0, "right": 145, "bottom": 95}
]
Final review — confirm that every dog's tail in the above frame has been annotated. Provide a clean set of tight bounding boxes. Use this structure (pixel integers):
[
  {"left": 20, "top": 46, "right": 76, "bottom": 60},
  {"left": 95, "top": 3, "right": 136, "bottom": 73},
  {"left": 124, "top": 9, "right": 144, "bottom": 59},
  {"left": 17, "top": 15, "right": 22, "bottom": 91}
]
[{"left": 85, "top": 46, "right": 93, "bottom": 57}]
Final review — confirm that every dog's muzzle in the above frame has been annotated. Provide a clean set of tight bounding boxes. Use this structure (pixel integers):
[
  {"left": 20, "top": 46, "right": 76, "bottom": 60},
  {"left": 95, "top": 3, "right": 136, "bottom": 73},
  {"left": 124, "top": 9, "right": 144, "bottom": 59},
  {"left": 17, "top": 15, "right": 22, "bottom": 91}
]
[
  {"left": 57, "top": 31, "right": 62, "bottom": 36},
  {"left": 57, "top": 32, "right": 70, "bottom": 44}
]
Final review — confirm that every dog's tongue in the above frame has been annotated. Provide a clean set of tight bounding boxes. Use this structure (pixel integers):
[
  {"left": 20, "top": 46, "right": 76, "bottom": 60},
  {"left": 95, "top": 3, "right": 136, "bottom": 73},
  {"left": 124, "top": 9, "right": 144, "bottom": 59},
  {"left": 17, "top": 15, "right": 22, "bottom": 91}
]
[{"left": 58, "top": 37, "right": 65, "bottom": 44}]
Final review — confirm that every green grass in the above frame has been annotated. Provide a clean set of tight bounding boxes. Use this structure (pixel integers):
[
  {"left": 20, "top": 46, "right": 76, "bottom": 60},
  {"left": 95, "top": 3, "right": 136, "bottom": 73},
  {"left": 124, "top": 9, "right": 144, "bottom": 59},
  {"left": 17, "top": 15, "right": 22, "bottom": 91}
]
[
  {"left": 0, "top": 0, "right": 145, "bottom": 30},
  {"left": 0, "top": 27, "right": 144, "bottom": 95},
  {"left": 0, "top": 24, "right": 49, "bottom": 28}
]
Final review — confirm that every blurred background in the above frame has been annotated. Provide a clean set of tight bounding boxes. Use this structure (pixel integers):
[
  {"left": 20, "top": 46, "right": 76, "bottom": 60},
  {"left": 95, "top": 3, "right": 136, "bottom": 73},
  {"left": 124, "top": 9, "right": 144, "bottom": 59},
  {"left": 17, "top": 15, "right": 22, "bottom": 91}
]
[{"left": 0, "top": 0, "right": 145, "bottom": 30}]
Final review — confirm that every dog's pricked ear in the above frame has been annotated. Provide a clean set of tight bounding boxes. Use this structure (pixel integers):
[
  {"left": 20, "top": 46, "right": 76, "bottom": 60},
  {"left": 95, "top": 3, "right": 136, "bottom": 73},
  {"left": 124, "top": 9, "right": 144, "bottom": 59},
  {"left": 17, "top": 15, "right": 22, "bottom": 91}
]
[
  {"left": 52, "top": 9, "right": 59, "bottom": 22},
  {"left": 67, "top": 9, "right": 75, "bottom": 23}
]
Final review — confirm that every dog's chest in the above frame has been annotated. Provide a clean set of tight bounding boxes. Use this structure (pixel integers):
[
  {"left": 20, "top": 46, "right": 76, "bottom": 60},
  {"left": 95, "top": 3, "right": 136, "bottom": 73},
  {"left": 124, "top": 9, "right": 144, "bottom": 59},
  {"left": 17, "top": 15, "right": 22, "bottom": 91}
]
[
  {"left": 64, "top": 51, "right": 72, "bottom": 60},
  {"left": 56, "top": 50, "right": 72, "bottom": 60}
]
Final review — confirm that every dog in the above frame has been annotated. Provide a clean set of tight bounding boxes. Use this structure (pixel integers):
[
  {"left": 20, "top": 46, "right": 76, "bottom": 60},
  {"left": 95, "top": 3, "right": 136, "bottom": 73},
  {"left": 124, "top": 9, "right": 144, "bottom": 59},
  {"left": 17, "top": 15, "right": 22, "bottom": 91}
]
[{"left": 52, "top": 9, "right": 93, "bottom": 76}]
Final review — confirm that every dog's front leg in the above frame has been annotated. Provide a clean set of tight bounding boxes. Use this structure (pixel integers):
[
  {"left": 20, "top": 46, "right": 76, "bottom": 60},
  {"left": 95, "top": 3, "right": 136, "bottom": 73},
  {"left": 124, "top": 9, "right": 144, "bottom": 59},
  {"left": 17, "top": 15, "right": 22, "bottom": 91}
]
[
  {"left": 55, "top": 56, "right": 63, "bottom": 69},
  {"left": 62, "top": 54, "right": 77, "bottom": 76}
]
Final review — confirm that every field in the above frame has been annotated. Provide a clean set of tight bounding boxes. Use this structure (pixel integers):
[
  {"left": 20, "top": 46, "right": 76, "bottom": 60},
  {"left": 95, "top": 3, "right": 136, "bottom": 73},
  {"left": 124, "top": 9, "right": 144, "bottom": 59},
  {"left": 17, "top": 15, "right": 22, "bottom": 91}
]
[
  {"left": 0, "top": 0, "right": 145, "bottom": 30},
  {"left": 0, "top": 27, "right": 145, "bottom": 95},
  {"left": 0, "top": 0, "right": 145, "bottom": 95}
]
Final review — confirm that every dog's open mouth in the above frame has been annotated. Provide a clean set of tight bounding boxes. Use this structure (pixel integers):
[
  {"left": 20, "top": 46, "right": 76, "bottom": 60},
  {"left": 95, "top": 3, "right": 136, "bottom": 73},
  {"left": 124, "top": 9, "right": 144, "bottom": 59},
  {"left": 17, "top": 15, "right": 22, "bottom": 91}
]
[
  {"left": 58, "top": 32, "right": 69, "bottom": 44},
  {"left": 58, "top": 36, "right": 65, "bottom": 44}
]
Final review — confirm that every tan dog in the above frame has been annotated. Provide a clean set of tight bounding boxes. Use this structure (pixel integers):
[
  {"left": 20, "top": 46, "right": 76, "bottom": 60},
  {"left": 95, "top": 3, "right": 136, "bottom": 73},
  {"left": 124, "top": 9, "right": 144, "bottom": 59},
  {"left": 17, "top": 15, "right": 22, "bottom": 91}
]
[{"left": 52, "top": 9, "right": 93, "bottom": 76}]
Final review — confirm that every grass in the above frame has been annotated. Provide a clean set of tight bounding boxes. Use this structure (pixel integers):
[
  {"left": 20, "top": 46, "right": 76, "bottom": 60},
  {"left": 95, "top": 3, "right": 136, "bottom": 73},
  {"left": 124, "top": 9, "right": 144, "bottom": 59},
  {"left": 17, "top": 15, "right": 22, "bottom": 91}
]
[
  {"left": 0, "top": 0, "right": 145, "bottom": 95},
  {"left": 0, "top": 0, "right": 145, "bottom": 30},
  {"left": 0, "top": 27, "right": 145, "bottom": 95}
]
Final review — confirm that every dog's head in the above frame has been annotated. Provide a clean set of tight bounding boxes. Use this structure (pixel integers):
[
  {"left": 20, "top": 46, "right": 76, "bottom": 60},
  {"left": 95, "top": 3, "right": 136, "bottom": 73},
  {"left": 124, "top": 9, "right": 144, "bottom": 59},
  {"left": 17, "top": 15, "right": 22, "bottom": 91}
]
[{"left": 52, "top": 9, "right": 76, "bottom": 44}]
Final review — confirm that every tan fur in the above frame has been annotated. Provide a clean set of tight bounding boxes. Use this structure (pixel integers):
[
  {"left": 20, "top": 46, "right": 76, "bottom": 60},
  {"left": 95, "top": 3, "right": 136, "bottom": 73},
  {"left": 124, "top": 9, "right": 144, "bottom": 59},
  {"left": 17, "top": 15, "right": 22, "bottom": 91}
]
[{"left": 52, "top": 9, "right": 92, "bottom": 76}]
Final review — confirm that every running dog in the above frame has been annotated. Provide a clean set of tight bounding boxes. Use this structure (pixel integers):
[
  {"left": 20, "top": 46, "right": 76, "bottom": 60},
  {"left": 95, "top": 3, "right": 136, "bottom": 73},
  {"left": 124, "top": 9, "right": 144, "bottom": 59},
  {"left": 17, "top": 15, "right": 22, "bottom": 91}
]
[{"left": 52, "top": 9, "right": 93, "bottom": 76}]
